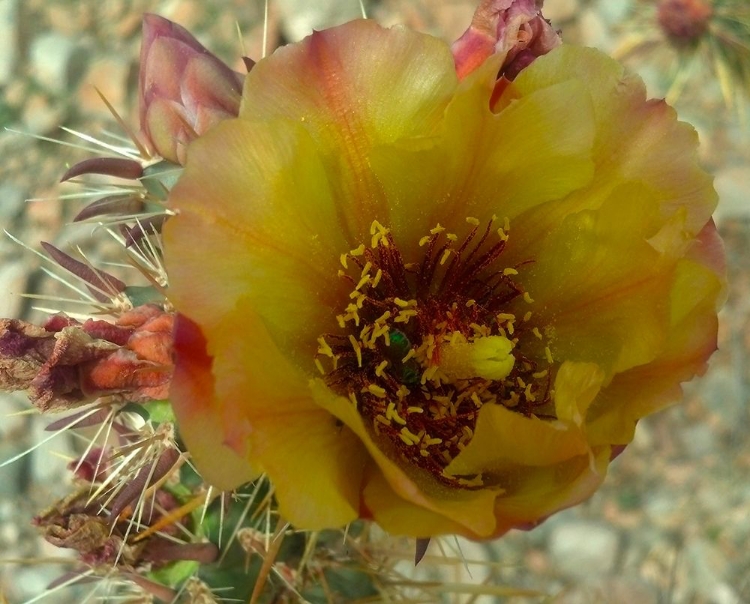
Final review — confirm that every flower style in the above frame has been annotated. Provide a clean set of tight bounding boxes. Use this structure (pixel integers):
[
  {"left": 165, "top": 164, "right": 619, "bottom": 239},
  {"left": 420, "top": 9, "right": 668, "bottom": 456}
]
[{"left": 163, "top": 13, "right": 724, "bottom": 538}]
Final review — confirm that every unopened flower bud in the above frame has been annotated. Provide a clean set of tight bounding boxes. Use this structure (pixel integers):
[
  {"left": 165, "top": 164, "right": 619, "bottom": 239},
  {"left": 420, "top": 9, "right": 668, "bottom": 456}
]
[
  {"left": 452, "top": 0, "right": 561, "bottom": 80},
  {"left": 139, "top": 14, "right": 245, "bottom": 164}
]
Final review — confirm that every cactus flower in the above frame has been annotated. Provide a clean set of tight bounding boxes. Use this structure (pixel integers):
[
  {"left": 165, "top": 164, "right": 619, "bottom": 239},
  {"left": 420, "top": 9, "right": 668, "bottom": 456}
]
[
  {"left": 138, "top": 14, "right": 245, "bottom": 165},
  {"left": 163, "top": 15, "right": 724, "bottom": 539}
]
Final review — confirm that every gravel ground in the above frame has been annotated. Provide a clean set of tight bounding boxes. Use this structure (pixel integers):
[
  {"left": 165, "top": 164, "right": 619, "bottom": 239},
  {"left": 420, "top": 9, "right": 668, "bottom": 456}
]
[{"left": 0, "top": 1, "right": 748, "bottom": 602}]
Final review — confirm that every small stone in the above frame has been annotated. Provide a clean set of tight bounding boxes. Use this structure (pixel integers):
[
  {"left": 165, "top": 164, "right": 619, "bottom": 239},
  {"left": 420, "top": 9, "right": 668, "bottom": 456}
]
[{"left": 549, "top": 521, "right": 620, "bottom": 578}]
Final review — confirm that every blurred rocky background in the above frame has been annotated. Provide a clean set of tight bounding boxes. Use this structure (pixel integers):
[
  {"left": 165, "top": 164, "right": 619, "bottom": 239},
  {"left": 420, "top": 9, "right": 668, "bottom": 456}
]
[{"left": 0, "top": 0, "right": 748, "bottom": 602}]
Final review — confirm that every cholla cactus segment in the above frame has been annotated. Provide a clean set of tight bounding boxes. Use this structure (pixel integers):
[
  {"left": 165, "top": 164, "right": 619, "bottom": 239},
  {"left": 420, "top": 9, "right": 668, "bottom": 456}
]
[{"left": 138, "top": 14, "right": 245, "bottom": 165}]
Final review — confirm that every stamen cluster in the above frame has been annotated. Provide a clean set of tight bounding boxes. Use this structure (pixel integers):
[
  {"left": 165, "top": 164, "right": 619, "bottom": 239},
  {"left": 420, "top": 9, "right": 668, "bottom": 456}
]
[{"left": 317, "top": 219, "right": 556, "bottom": 488}]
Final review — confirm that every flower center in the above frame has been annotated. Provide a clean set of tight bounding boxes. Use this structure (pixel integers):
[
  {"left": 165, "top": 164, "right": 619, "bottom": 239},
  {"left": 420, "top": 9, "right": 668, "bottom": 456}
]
[{"left": 316, "top": 218, "right": 556, "bottom": 489}]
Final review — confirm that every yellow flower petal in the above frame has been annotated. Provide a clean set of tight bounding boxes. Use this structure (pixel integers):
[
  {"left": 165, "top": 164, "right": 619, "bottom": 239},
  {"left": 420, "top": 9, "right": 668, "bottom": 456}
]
[
  {"left": 516, "top": 183, "right": 676, "bottom": 375},
  {"left": 491, "top": 447, "right": 611, "bottom": 533},
  {"left": 239, "top": 19, "right": 458, "bottom": 236},
  {"left": 164, "top": 20, "right": 724, "bottom": 540},
  {"left": 371, "top": 63, "right": 596, "bottom": 255},
  {"left": 554, "top": 361, "right": 606, "bottom": 427},
  {"left": 170, "top": 314, "right": 261, "bottom": 490},
  {"left": 445, "top": 403, "right": 588, "bottom": 477},
  {"left": 165, "top": 118, "right": 351, "bottom": 357}
]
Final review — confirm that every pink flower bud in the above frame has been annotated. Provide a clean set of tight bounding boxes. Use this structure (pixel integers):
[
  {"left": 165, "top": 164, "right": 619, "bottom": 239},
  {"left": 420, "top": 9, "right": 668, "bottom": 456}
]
[
  {"left": 138, "top": 14, "right": 245, "bottom": 164},
  {"left": 452, "top": 0, "right": 562, "bottom": 81}
]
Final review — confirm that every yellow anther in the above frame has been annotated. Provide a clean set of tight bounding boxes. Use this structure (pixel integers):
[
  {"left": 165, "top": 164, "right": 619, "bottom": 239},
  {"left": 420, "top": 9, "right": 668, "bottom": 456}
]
[
  {"left": 394, "top": 309, "right": 418, "bottom": 323},
  {"left": 372, "top": 324, "right": 390, "bottom": 342},
  {"left": 401, "top": 348, "right": 416, "bottom": 363},
  {"left": 375, "top": 310, "right": 392, "bottom": 324},
  {"left": 446, "top": 233, "right": 458, "bottom": 241},
  {"left": 345, "top": 303, "right": 361, "bottom": 326},
  {"left": 371, "top": 269, "right": 382, "bottom": 288},
  {"left": 418, "top": 234, "right": 432, "bottom": 247},
  {"left": 314, "top": 358, "right": 325, "bottom": 375},
  {"left": 449, "top": 331, "right": 466, "bottom": 346},
  {"left": 339, "top": 253, "right": 348, "bottom": 268},
  {"left": 424, "top": 437, "right": 443, "bottom": 446},
  {"left": 504, "top": 217, "right": 510, "bottom": 231},
  {"left": 430, "top": 224, "right": 445, "bottom": 234},
  {"left": 355, "top": 275, "right": 371, "bottom": 291},
  {"left": 497, "top": 227, "right": 508, "bottom": 242},
  {"left": 387, "top": 403, "right": 407, "bottom": 426},
  {"left": 517, "top": 377, "right": 526, "bottom": 388},
  {"left": 466, "top": 216, "right": 480, "bottom": 226},
  {"left": 545, "top": 346, "right": 554, "bottom": 364},
  {"left": 532, "top": 327, "right": 543, "bottom": 339},
  {"left": 360, "top": 261, "right": 372, "bottom": 277},
  {"left": 407, "top": 406, "right": 424, "bottom": 414},
  {"left": 349, "top": 335, "right": 362, "bottom": 367},
  {"left": 497, "top": 313, "right": 515, "bottom": 322},
  {"left": 523, "top": 291, "right": 534, "bottom": 304},
  {"left": 523, "top": 311, "right": 533, "bottom": 322},
  {"left": 532, "top": 369, "right": 548, "bottom": 379},
  {"left": 371, "top": 222, "right": 390, "bottom": 248},
  {"left": 470, "top": 392, "right": 482, "bottom": 408},
  {"left": 366, "top": 383, "right": 387, "bottom": 398},
  {"left": 317, "top": 337, "right": 334, "bottom": 357},
  {"left": 398, "top": 432, "right": 415, "bottom": 446},
  {"left": 400, "top": 427, "right": 421, "bottom": 444},
  {"left": 465, "top": 299, "right": 476, "bottom": 308},
  {"left": 440, "top": 249, "right": 452, "bottom": 265},
  {"left": 524, "top": 383, "right": 536, "bottom": 402},
  {"left": 375, "top": 414, "right": 390, "bottom": 426},
  {"left": 503, "top": 267, "right": 518, "bottom": 276},
  {"left": 420, "top": 449, "right": 430, "bottom": 457},
  {"left": 394, "top": 298, "right": 415, "bottom": 308},
  {"left": 375, "top": 360, "right": 389, "bottom": 377},
  {"left": 421, "top": 365, "right": 439, "bottom": 384}
]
